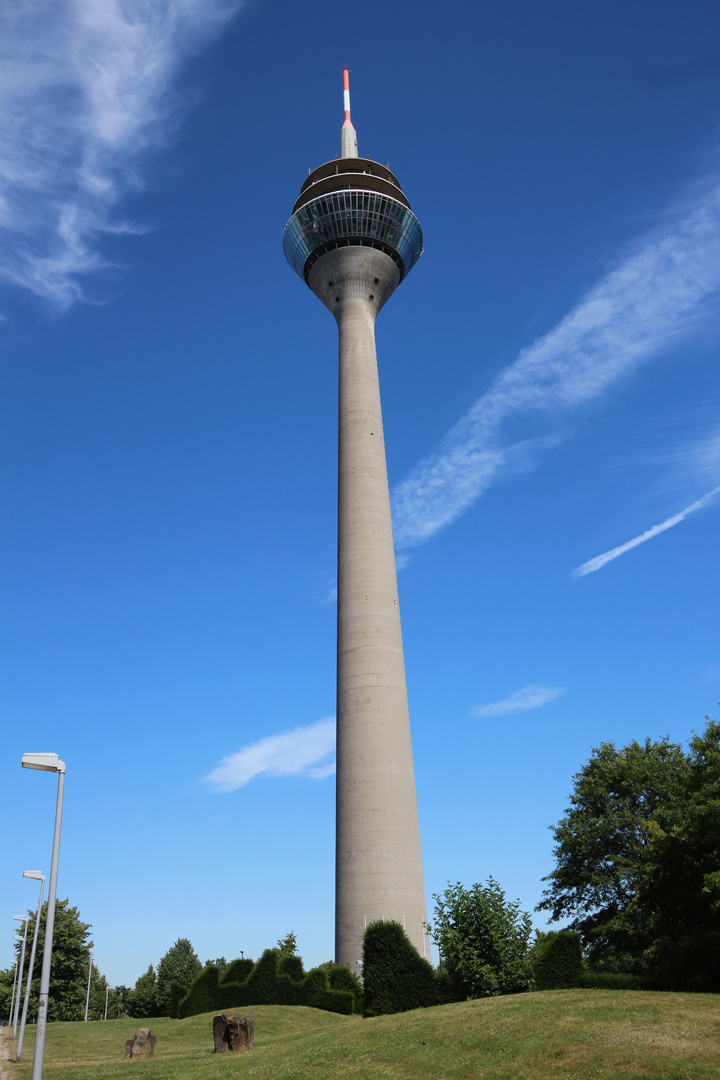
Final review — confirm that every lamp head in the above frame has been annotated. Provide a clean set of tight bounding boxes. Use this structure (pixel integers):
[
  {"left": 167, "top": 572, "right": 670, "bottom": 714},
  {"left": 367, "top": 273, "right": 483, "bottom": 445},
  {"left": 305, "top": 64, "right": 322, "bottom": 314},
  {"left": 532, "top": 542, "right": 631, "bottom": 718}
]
[
  {"left": 13, "top": 915, "right": 27, "bottom": 923},
  {"left": 22, "top": 753, "right": 66, "bottom": 773},
  {"left": 24, "top": 871, "right": 45, "bottom": 882}
]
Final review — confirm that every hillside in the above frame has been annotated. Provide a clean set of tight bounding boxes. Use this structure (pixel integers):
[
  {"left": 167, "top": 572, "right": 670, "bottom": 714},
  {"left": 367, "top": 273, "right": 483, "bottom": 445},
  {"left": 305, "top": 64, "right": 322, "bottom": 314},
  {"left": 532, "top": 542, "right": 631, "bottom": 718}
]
[{"left": 5, "top": 990, "right": 719, "bottom": 1079}]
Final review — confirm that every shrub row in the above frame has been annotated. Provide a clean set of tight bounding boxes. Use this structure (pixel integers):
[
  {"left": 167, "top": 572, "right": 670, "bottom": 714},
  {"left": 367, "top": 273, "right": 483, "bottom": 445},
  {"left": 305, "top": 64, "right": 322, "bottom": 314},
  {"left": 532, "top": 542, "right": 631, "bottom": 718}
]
[{"left": 176, "top": 949, "right": 358, "bottom": 1018}]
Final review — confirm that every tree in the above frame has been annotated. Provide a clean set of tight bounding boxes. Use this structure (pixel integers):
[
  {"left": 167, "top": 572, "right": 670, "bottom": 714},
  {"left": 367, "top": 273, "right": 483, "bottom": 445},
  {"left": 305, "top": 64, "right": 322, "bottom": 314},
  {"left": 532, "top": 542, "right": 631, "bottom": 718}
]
[
  {"left": 429, "top": 879, "right": 533, "bottom": 999},
  {"left": 536, "top": 736, "right": 689, "bottom": 971},
  {"left": 0, "top": 899, "right": 98, "bottom": 1022},
  {"left": 155, "top": 939, "right": 201, "bottom": 1016},
  {"left": 128, "top": 965, "right": 159, "bottom": 1018},
  {"left": 638, "top": 717, "right": 720, "bottom": 990}
]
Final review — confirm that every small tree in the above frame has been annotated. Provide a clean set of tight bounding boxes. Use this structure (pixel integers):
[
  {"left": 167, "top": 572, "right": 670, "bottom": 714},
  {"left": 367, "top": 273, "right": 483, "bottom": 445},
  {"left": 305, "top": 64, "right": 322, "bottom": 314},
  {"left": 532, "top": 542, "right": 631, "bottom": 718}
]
[
  {"left": 156, "top": 939, "right": 202, "bottom": 1017},
  {"left": 0, "top": 899, "right": 94, "bottom": 1022},
  {"left": 276, "top": 932, "right": 298, "bottom": 958},
  {"left": 429, "top": 879, "right": 533, "bottom": 999},
  {"left": 128, "top": 965, "right": 159, "bottom": 1018}
]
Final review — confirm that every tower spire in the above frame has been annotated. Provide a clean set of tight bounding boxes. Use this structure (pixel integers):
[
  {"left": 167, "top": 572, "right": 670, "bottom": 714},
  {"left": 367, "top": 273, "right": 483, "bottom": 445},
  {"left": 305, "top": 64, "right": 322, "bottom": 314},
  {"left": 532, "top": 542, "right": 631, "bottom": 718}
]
[{"left": 340, "top": 68, "right": 358, "bottom": 159}]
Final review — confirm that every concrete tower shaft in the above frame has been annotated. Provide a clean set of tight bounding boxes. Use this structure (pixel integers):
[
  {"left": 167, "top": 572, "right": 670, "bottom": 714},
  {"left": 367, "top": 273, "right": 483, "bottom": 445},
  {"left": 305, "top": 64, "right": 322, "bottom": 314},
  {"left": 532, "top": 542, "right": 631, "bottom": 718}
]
[{"left": 283, "top": 74, "right": 428, "bottom": 969}]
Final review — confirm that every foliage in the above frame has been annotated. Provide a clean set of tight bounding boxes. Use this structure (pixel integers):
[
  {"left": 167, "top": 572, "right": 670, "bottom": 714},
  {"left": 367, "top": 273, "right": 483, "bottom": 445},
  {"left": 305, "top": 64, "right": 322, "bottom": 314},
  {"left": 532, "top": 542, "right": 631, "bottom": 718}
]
[
  {"left": 0, "top": 898, "right": 104, "bottom": 1022},
  {"left": 318, "top": 961, "right": 363, "bottom": 1014},
  {"left": 276, "top": 931, "right": 298, "bottom": 957},
  {"left": 362, "top": 920, "right": 438, "bottom": 1017},
  {"left": 176, "top": 948, "right": 354, "bottom": 1018},
  {"left": 578, "top": 970, "right": 657, "bottom": 990},
  {"left": 128, "top": 964, "right": 159, "bottom": 1018},
  {"left": 636, "top": 717, "right": 720, "bottom": 991},
  {"left": 222, "top": 956, "right": 254, "bottom": 984},
  {"left": 530, "top": 930, "right": 584, "bottom": 990},
  {"left": 537, "top": 735, "right": 689, "bottom": 971},
  {"left": 156, "top": 938, "right": 202, "bottom": 1017},
  {"left": 204, "top": 957, "right": 229, "bottom": 976},
  {"left": 538, "top": 719, "right": 720, "bottom": 990},
  {"left": 429, "top": 879, "right": 533, "bottom": 999}
]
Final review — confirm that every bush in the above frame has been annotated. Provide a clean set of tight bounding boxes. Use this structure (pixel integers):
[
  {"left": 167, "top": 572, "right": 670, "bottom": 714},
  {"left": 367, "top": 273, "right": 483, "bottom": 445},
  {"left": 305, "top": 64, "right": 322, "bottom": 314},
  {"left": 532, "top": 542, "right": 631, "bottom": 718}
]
[
  {"left": 177, "top": 949, "right": 354, "bottom": 1018},
  {"left": 430, "top": 879, "right": 533, "bottom": 1000},
  {"left": 578, "top": 970, "right": 656, "bottom": 991},
  {"left": 222, "top": 957, "right": 254, "bottom": 984},
  {"left": 362, "top": 920, "right": 438, "bottom": 1017},
  {"left": 531, "top": 930, "right": 584, "bottom": 990},
  {"left": 325, "top": 963, "right": 363, "bottom": 1014}
]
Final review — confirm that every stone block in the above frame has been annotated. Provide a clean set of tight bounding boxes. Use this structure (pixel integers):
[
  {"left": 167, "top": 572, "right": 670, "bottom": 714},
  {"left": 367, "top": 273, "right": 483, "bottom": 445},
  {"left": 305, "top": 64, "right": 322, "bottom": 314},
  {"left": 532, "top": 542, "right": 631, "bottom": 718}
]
[
  {"left": 124, "top": 1027, "right": 156, "bottom": 1059},
  {"left": 213, "top": 1013, "right": 254, "bottom": 1053}
]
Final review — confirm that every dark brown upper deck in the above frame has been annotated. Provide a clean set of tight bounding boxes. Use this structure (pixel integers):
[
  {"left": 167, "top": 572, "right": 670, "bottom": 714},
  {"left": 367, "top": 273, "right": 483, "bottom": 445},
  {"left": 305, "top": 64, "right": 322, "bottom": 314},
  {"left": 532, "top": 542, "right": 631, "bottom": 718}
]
[{"left": 293, "top": 157, "right": 411, "bottom": 214}]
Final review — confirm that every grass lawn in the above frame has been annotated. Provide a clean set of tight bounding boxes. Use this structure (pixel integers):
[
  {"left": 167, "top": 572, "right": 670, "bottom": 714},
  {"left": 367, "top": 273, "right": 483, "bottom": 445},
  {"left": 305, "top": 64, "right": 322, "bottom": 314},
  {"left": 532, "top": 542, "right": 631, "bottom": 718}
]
[{"left": 4, "top": 991, "right": 719, "bottom": 1080}]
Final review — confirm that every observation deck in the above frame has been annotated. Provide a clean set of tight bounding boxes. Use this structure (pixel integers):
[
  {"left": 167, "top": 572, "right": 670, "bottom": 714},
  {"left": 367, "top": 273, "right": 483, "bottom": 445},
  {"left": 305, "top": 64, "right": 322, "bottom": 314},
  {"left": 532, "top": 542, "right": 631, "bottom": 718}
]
[{"left": 283, "top": 157, "right": 423, "bottom": 284}]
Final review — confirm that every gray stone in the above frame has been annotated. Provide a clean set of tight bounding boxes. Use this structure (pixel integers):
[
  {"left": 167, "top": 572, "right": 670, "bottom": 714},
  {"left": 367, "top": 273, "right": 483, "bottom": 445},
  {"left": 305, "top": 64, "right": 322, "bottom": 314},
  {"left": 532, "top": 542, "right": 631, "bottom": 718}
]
[
  {"left": 124, "top": 1027, "right": 156, "bottom": 1059},
  {"left": 213, "top": 1013, "right": 253, "bottom": 1053}
]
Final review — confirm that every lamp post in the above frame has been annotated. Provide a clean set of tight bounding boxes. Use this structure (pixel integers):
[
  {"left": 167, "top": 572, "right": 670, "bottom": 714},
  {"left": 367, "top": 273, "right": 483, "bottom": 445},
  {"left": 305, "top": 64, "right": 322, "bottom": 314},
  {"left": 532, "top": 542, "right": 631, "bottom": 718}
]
[
  {"left": 84, "top": 945, "right": 94, "bottom": 1022},
  {"left": 21, "top": 752, "right": 66, "bottom": 1080},
  {"left": 9, "top": 955, "right": 18, "bottom": 1029},
  {"left": 12, "top": 915, "right": 28, "bottom": 1036},
  {"left": 16, "top": 871, "right": 45, "bottom": 1063}
]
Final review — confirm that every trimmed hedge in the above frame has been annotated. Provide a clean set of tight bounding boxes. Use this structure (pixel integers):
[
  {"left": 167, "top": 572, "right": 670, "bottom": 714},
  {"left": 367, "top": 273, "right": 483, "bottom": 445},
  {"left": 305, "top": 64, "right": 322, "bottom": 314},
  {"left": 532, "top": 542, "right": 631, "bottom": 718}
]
[
  {"left": 363, "top": 920, "right": 438, "bottom": 1017},
  {"left": 177, "top": 949, "right": 355, "bottom": 1018},
  {"left": 532, "top": 930, "right": 584, "bottom": 990},
  {"left": 578, "top": 970, "right": 657, "bottom": 991}
]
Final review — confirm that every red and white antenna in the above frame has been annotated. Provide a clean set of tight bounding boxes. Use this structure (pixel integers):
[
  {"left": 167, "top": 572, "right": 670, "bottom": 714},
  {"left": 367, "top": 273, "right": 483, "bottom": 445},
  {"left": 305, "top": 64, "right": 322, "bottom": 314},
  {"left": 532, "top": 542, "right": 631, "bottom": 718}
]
[{"left": 340, "top": 67, "right": 358, "bottom": 159}]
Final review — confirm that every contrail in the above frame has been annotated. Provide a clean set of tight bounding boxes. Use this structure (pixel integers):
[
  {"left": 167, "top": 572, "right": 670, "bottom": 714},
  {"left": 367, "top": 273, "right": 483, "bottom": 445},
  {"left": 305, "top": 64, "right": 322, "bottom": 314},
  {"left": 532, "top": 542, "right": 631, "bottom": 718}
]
[
  {"left": 572, "top": 486, "right": 720, "bottom": 578},
  {"left": 392, "top": 178, "right": 720, "bottom": 548},
  {"left": 0, "top": 0, "right": 242, "bottom": 310}
]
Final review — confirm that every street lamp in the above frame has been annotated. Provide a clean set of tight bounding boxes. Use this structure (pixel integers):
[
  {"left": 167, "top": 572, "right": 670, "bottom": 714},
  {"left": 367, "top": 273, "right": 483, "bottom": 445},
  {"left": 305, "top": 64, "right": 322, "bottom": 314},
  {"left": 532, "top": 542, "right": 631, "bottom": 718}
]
[
  {"left": 22, "top": 752, "right": 66, "bottom": 1080},
  {"left": 16, "top": 871, "right": 45, "bottom": 1064},
  {"left": 84, "top": 944, "right": 94, "bottom": 1022},
  {"left": 12, "top": 915, "right": 28, "bottom": 1036}
]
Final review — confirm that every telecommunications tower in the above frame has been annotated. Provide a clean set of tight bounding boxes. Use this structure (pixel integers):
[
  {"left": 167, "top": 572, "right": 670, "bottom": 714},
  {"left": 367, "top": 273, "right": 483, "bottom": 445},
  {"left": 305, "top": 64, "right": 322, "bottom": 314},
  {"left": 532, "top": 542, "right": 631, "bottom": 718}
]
[{"left": 283, "top": 70, "right": 428, "bottom": 968}]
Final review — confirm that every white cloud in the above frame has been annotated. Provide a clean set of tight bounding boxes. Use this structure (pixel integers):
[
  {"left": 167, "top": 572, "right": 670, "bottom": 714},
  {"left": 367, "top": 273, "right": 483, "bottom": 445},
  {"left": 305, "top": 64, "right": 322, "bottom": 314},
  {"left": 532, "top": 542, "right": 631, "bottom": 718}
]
[
  {"left": 392, "top": 178, "right": 720, "bottom": 548},
  {"left": 472, "top": 684, "right": 565, "bottom": 717},
  {"left": 0, "top": 0, "right": 241, "bottom": 310},
  {"left": 572, "top": 485, "right": 720, "bottom": 578},
  {"left": 203, "top": 717, "right": 336, "bottom": 793}
]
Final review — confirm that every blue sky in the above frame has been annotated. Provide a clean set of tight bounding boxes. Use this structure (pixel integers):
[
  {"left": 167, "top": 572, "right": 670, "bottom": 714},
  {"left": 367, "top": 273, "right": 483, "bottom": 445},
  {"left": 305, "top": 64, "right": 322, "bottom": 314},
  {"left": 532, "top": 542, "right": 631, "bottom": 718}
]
[{"left": 1, "top": 0, "right": 718, "bottom": 987}]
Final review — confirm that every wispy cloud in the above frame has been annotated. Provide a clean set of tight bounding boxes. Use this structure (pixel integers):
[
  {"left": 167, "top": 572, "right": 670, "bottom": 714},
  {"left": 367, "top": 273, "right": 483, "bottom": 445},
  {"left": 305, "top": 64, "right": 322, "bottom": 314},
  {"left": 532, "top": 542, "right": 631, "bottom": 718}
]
[
  {"left": 0, "top": 0, "right": 241, "bottom": 311},
  {"left": 572, "top": 485, "right": 720, "bottom": 578},
  {"left": 472, "top": 684, "right": 565, "bottom": 717},
  {"left": 392, "top": 178, "right": 720, "bottom": 548},
  {"left": 203, "top": 718, "right": 336, "bottom": 792}
]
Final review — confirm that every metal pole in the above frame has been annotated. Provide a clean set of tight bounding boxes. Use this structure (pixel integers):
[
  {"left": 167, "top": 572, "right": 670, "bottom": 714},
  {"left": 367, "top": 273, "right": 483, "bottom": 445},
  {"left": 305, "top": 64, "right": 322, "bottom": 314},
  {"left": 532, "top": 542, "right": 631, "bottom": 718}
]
[
  {"left": 9, "top": 958, "right": 18, "bottom": 1028},
  {"left": 13, "top": 917, "right": 29, "bottom": 1036},
  {"left": 31, "top": 765, "right": 65, "bottom": 1080},
  {"left": 84, "top": 946, "right": 94, "bottom": 1022},
  {"left": 104, "top": 984, "right": 108, "bottom": 1021},
  {"left": 16, "top": 875, "right": 45, "bottom": 1063}
]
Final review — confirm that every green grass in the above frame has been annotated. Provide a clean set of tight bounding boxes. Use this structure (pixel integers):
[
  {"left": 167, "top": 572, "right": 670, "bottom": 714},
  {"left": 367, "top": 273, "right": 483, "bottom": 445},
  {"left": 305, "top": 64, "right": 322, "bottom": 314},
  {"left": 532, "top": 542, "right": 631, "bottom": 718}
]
[{"left": 4, "top": 991, "right": 720, "bottom": 1080}]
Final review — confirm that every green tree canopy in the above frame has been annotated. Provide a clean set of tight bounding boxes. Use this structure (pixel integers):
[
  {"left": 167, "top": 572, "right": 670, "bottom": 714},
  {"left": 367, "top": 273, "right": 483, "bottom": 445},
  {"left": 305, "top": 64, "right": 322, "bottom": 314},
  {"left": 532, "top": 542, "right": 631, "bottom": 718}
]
[
  {"left": 638, "top": 717, "right": 720, "bottom": 990},
  {"left": 429, "top": 879, "right": 533, "bottom": 999},
  {"left": 128, "top": 964, "right": 159, "bottom": 1018},
  {"left": 276, "top": 932, "right": 298, "bottom": 958},
  {"left": 0, "top": 899, "right": 114, "bottom": 1022},
  {"left": 155, "top": 938, "right": 201, "bottom": 1016},
  {"left": 536, "top": 735, "right": 689, "bottom": 971}
]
